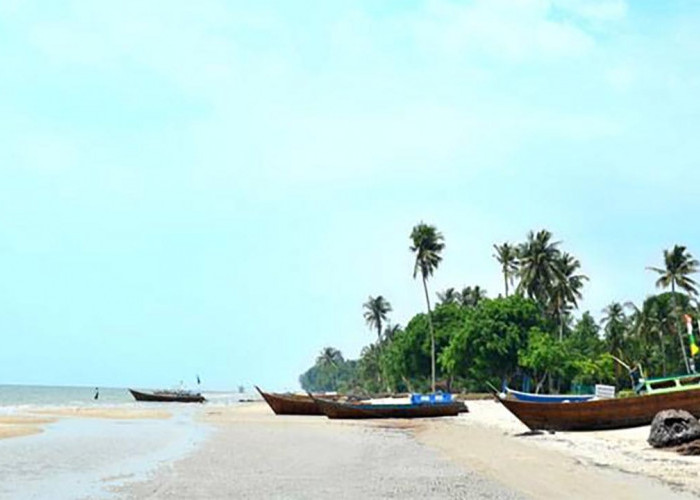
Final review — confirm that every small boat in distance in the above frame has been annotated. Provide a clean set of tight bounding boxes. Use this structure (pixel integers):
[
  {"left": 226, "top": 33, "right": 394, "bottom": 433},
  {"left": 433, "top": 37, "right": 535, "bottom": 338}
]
[
  {"left": 310, "top": 394, "right": 466, "bottom": 419},
  {"left": 129, "top": 388, "right": 205, "bottom": 403},
  {"left": 255, "top": 386, "right": 324, "bottom": 415}
]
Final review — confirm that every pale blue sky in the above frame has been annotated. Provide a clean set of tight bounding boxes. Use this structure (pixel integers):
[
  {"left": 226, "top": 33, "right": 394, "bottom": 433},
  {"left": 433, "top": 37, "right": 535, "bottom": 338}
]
[{"left": 2, "top": 1, "right": 700, "bottom": 390}]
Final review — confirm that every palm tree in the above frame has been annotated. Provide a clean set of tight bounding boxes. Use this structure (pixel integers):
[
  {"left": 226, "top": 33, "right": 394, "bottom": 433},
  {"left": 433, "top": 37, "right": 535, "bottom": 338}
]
[
  {"left": 626, "top": 300, "right": 669, "bottom": 376},
  {"left": 383, "top": 323, "right": 401, "bottom": 342},
  {"left": 317, "top": 347, "right": 344, "bottom": 368},
  {"left": 648, "top": 245, "right": 699, "bottom": 373},
  {"left": 363, "top": 295, "right": 392, "bottom": 343},
  {"left": 549, "top": 253, "right": 588, "bottom": 340},
  {"left": 316, "top": 347, "right": 344, "bottom": 390},
  {"left": 516, "top": 230, "right": 563, "bottom": 304},
  {"left": 493, "top": 242, "right": 518, "bottom": 297},
  {"left": 459, "top": 286, "right": 487, "bottom": 308},
  {"left": 602, "top": 302, "right": 628, "bottom": 383},
  {"left": 410, "top": 222, "right": 445, "bottom": 393},
  {"left": 437, "top": 287, "right": 459, "bottom": 305}
]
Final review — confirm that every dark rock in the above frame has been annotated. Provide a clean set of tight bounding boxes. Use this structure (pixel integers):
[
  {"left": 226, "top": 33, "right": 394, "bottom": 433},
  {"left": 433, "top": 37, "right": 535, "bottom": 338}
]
[
  {"left": 677, "top": 440, "right": 700, "bottom": 456},
  {"left": 648, "top": 409, "right": 700, "bottom": 448}
]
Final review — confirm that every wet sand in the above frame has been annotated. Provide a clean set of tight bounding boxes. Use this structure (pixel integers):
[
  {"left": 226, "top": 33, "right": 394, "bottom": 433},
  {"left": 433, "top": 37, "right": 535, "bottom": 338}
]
[
  {"left": 0, "top": 405, "right": 206, "bottom": 499},
  {"left": 31, "top": 407, "right": 171, "bottom": 420}
]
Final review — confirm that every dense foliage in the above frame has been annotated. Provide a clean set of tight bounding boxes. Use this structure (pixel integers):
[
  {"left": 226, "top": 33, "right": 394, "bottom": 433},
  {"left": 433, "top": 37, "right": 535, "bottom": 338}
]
[{"left": 300, "top": 229, "right": 700, "bottom": 395}]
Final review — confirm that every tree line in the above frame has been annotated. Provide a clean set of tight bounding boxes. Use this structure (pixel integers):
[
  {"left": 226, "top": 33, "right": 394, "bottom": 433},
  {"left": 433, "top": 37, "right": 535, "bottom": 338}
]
[{"left": 299, "top": 225, "right": 700, "bottom": 395}]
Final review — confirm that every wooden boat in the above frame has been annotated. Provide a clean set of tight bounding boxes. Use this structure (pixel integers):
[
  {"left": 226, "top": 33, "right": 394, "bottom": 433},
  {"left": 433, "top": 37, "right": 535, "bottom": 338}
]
[
  {"left": 255, "top": 386, "right": 330, "bottom": 415},
  {"left": 129, "top": 388, "right": 205, "bottom": 403},
  {"left": 498, "top": 386, "right": 700, "bottom": 431},
  {"left": 505, "top": 386, "right": 594, "bottom": 403},
  {"left": 638, "top": 373, "right": 700, "bottom": 395},
  {"left": 311, "top": 395, "right": 466, "bottom": 419}
]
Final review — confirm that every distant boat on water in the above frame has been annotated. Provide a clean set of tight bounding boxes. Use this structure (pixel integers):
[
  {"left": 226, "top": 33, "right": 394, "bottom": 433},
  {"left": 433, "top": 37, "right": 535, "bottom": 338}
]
[{"left": 128, "top": 388, "right": 205, "bottom": 403}]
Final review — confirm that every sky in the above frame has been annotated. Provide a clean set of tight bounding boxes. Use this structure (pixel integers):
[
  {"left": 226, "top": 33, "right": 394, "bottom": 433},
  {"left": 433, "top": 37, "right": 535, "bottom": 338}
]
[{"left": 2, "top": 0, "right": 700, "bottom": 391}]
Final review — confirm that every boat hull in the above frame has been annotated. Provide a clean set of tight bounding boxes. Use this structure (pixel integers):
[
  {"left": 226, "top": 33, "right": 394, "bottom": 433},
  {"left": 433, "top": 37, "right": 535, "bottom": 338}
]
[
  {"left": 128, "top": 389, "right": 205, "bottom": 403},
  {"left": 313, "top": 397, "right": 465, "bottom": 419},
  {"left": 506, "top": 387, "right": 594, "bottom": 403},
  {"left": 499, "top": 387, "right": 700, "bottom": 431},
  {"left": 256, "top": 386, "right": 323, "bottom": 415}
]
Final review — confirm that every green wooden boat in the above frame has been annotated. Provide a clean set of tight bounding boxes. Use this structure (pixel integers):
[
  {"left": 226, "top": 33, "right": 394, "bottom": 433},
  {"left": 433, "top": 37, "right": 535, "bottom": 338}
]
[{"left": 638, "top": 373, "right": 700, "bottom": 395}]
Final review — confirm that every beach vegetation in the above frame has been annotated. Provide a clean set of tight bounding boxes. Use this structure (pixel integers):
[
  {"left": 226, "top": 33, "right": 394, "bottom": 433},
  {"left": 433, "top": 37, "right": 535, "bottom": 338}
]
[{"left": 299, "top": 230, "right": 700, "bottom": 396}]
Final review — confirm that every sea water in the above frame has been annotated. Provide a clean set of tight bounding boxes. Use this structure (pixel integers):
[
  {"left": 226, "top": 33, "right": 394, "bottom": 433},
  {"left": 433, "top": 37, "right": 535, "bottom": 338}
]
[
  {"left": 0, "top": 384, "right": 250, "bottom": 409},
  {"left": 0, "top": 385, "right": 253, "bottom": 499}
]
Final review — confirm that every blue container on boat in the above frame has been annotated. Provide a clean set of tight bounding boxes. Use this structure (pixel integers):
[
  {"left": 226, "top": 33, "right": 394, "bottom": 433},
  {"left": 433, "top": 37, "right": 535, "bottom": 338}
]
[{"left": 411, "top": 393, "right": 452, "bottom": 404}]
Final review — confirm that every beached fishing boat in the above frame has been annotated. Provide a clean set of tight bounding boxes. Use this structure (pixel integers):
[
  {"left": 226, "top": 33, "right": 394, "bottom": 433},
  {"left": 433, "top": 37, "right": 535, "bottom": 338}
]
[
  {"left": 499, "top": 385, "right": 700, "bottom": 431},
  {"left": 255, "top": 386, "right": 324, "bottom": 415},
  {"left": 128, "top": 388, "right": 205, "bottom": 403},
  {"left": 311, "top": 395, "right": 466, "bottom": 419},
  {"left": 504, "top": 386, "right": 595, "bottom": 403},
  {"left": 637, "top": 373, "right": 700, "bottom": 395}
]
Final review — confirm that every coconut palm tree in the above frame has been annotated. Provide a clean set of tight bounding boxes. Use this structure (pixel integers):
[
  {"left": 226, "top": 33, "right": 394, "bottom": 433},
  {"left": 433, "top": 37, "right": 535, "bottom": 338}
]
[
  {"left": 516, "top": 230, "right": 563, "bottom": 304},
  {"left": 410, "top": 222, "right": 445, "bottom": 393},
  {"left": 648, "top": 245, "right": 699, "bottom": 373},
  {"left": 549, "top": 253, "right": 588, "bottom": 340},
  {"left": 493, "top": 242, "right": 519, "bottom": 297},
  {"left": 437, "top": 287, "right": 459, "bottom": 305},
  {"left": 317, "top": 347, "right": 344, "bottom": 368},
  {"left": 602, "top": 302, "right": 628, "bottom": 383},
  {"left": 383, "top": 323, "right": 401, "bottom": 343},
  {"left": 363, "top": 295, "right": 392, "bottom": 343},
  {"left": 458, "top": 286, "right": 487, "bottom": 308}
]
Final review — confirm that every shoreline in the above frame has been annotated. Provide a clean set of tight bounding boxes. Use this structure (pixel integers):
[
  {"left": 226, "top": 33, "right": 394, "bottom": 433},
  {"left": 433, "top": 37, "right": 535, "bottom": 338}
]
[{"left": 1, "top": 400, "right": 699, "bottom": 498}]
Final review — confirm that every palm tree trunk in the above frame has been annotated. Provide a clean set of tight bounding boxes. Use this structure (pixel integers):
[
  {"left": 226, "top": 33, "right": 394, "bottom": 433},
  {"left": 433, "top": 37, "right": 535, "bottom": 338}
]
[
  {"left": 504, "top": 270, "right": 509, "bottom": 298},
  {"left": 422, "top": 275, "right": 436, "bottom": 393},
  {"left": 672, "top": 282, "right": 691, "bottom": 374}
]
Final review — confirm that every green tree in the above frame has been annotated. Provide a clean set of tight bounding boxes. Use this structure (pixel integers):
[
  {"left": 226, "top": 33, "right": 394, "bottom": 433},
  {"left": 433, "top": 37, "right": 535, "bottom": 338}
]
[
  {"left": 550, "top": 253, "right": 588, "bottom": 340},
  {"left": 459, "top": 286, "right": 487, "bottom": 308},
  {"left": 410, "top": 222, "right": 445, "bottom": 393},
  {"left": 493, "top": 242, "right": 519, "bottom": 297},
  {"left": 441, "top": 296, "right": 549, "bottom": 390},
  {"left": 519, "top": 328, "right": 567, "bottom": 393},
  {"left": 363, "top": 295, "right": 392, "bottom": 343},
  {"left": 516, "top": 229, "right": 562, "bottom": 305},
  {"left": 437, "top": 287, "right": 459, "bottom": 305},
  {"left": 648, "top": 245, "right": 699, "bottom": 373}
]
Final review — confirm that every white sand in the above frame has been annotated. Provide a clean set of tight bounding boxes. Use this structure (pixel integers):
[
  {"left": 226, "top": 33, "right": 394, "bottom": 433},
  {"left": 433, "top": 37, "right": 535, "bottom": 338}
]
[
  {"left": 119, "top": 403, "right": 521, "bottom": 499},
  {"left": 451, "top": 400, "right": 700, "bottom": 495},
  {"left": 117, "top": 402, "right": 700, "bottom": 499}
]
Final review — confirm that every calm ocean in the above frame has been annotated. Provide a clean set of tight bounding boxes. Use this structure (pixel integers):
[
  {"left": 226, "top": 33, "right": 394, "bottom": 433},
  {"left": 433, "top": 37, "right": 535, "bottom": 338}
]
[{"left": 0, "top": 384, "right": 247, "bottom": 408}]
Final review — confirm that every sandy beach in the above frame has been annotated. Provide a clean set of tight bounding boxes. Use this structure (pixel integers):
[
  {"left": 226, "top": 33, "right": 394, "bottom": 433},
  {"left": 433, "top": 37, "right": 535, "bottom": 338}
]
[
  {"left": 2, "top": 400, "right": 700, "bottom": 499},
  {"left": 120, "top": 401, "right": 699, "bottom": 499}
]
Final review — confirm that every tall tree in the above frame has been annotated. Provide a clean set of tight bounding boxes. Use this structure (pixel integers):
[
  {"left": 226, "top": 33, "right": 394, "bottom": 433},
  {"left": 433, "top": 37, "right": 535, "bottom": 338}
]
[
  {"left": 602, "top": 302, "right": 628, "bottom": 383},
  {"left": 410, "top": 222, "right": 445, "bottom": 393},
  {"left": 648, "top": 245, "right": 699, "bottom": 373},
  {"left": 550, "top": 253, "right": 588, "bottom": 340},
  {"left": 493, "top": 242, "right": 519, "bottom": 297},
  {"left": 516, "top": 230, "right": 563, "bottom": 305},
  {"left": 363, "top": 295, "right": 392, "bottom": 343}
]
